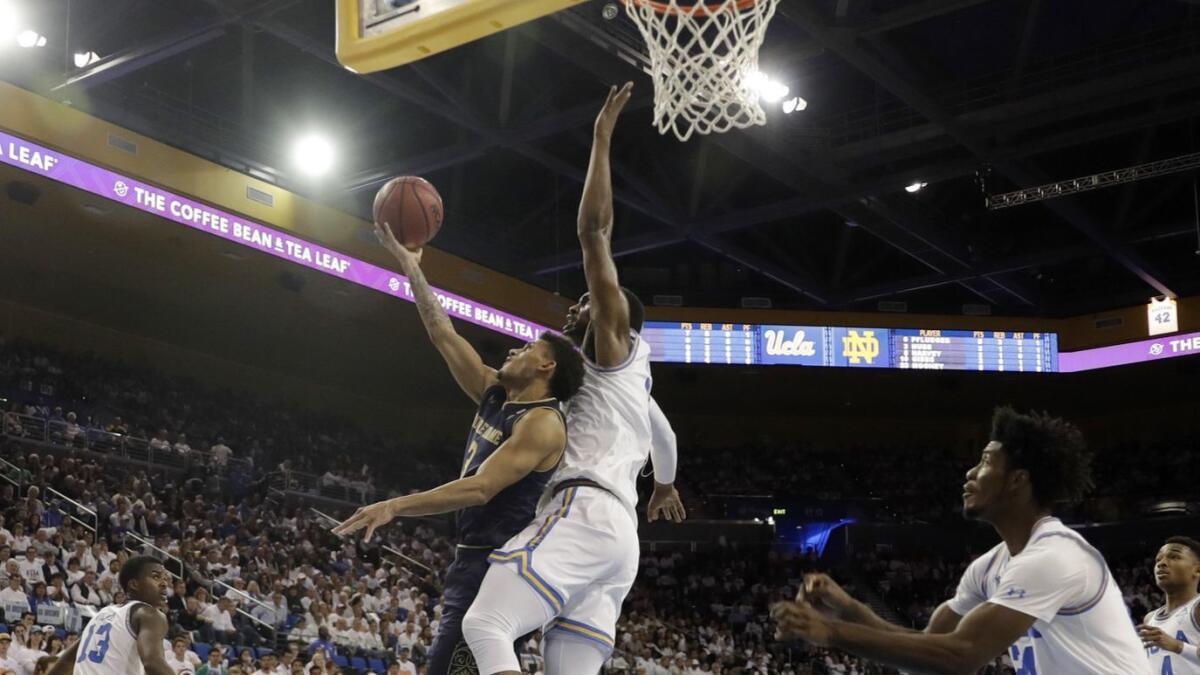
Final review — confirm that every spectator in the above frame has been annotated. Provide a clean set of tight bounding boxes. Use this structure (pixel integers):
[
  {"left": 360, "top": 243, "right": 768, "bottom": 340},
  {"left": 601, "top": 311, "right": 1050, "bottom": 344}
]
[
  {"left": 210, "top": 437, "right": 233, "bottom": 468},
  {"left": 0, "top": 575, "right": 30, "bottom": 618},
  {"left": 166, "top": 636, "right": 201, "bottom": 675},
  {"left": 0, "top": 633, "right": 19, "bottom": 675},
  {"left": 196, "top": 647, "right": 229, "bottom": 675}
]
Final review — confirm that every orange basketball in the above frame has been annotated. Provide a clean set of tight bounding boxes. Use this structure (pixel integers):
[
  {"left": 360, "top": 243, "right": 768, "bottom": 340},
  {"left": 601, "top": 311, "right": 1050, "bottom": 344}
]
[{"left": 373, "top": 176, "right": 444, "bottom": 248}]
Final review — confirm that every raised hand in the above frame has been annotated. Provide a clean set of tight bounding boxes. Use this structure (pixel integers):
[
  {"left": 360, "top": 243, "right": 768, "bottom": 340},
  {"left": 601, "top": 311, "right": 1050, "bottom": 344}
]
[
  {"left": 594, "top": 82, "right": 634, "bottom": 141},
  {"left": 374, "top": 220, "right": 422, "bottom": 270}
]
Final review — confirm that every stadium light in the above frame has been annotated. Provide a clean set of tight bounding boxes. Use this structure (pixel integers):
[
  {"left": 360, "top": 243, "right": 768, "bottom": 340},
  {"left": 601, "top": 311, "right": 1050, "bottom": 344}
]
[
  {"left": 782, "top": 96, "right": 807, "bottom": 114},
  {"left": 0, "top": 1, "right": 17, "bottom": 46},
  {"left": 73, "top": 51, "right": 99, "bottom": 67},
  {"left": 16, "top": 29, "right": 45, "bottom": 48},
  {"left": 747, "top": 70, "right": 790, "bottom": 103},
  {"left": 291, "top": 133, "right": 337, "bottom": 177},
  {"left": 905, "top": 181, "right": 928, "bottom": 193}
]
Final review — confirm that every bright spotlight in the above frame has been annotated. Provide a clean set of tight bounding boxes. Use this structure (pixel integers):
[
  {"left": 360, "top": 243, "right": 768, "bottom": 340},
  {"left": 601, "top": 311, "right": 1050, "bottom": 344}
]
[
  {"left": 16, "top": 29, "right": 45, "bottom": 48},
  {"left": 904, "top": 181, "right": 928, "bottom": 193},
  {"left": 782, "top": 96, "right": 807, "bottom": 114},
  {"left": 292, "top": 134, "right": 336, "bottom": 177},
  {"left": 74, "top": 51, "right": 99, "bottom": 67},
  {"left": 747, "top": 70, "right": 790, "bottom": 103},
  {"left": 0, "top": 1, "right": 18, "bottom": 45}
]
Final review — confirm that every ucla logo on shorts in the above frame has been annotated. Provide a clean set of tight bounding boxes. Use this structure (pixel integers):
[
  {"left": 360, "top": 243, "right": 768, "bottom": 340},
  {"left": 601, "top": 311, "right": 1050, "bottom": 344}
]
[{"left": 842, "top": 330, "right": 880, "bottom": 365}]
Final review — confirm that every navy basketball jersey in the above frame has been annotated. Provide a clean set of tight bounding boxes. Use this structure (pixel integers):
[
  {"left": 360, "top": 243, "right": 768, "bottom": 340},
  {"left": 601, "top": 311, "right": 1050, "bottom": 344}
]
[{"left": 456, "top": 385, "right": 564, "bottom": 549}]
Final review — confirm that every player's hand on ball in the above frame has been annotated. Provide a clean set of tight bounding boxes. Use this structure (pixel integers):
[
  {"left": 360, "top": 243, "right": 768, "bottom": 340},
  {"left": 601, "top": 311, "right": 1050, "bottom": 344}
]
[
  {"left": 594, "top": 82, "right": 633, "bottom": 141},
  {"left": 374, "top": 220, "right": 422, "bottom": 267},
  {"left": 799, "top": 573, "right": 857, "bottom": 619},
  {"left": 647, "top": 482, "right": 687, "bottom": 523},
  {"left": 771, "top": 600, "right": 834, "bottom": 646},
  {"left": 1138, "top": 624, "right": 1185, "bottom": 653},
  {"left": 332, "top": 499, "right": 397, "bottom": 543}
]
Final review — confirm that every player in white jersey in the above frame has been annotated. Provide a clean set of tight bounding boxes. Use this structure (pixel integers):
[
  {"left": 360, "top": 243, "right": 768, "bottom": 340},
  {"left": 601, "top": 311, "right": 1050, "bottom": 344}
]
[
  {"left": 462, "top": 82, "right": 684, "bottom": 675},
  {"left": 1139, "top": 536, "right": 1200, "bottom": 674},
  {"left": 48, "top": 556, "right": 174, "bottom": 675},
  {"left": 772, "top": 407, "right": 1150, "bottom": 675}
]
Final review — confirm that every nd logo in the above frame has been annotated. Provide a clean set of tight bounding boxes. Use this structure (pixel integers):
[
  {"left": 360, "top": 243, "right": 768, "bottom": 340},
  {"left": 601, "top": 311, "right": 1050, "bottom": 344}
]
[{"left": 842, "top": 330, "right": 880, "bottom": 364}]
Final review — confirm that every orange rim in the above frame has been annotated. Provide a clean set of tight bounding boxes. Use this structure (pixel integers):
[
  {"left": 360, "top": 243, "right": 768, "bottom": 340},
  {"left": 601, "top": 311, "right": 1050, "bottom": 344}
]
[{"left": 621, "top": 0, "right": 760, "bottom": 16}]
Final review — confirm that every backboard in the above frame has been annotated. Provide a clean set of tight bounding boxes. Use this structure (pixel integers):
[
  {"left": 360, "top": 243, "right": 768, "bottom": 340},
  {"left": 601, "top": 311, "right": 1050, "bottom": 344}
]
[{"left": 336, "top": 0, "right": 588, "bottom": 74}]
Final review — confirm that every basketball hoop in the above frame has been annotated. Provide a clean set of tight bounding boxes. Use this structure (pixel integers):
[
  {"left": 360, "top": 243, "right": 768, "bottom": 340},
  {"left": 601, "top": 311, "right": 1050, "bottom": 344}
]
[{"left": 621, "top": 0, "right": 781, "bottom": 142}]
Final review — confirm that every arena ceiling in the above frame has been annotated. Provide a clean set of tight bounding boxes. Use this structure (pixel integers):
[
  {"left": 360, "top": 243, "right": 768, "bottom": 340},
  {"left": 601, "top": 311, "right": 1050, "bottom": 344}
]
[{"left": 3, "top": 0, "right": 1200, "bottom": 317}]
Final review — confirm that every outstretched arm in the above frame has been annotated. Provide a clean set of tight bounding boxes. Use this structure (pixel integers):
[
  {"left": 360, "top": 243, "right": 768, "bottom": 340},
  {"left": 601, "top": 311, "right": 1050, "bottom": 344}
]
[
  {"left": 376, "top": 221, "right": 498, "bottom": 404},
  {"left": 134, "top": 606, "right": 177, "bottom": 675},
  {"left": 578, "top": 83, "right": 635, "bottom": 368},
  {"left": 797, "top": 573, "right": 961, "bottom": 635},
  {"left": 333, "top": 408, "right": 565, "bottom": 541},
  {"left": 774, "top": 600, "right": 1032, "bottom": 675}
]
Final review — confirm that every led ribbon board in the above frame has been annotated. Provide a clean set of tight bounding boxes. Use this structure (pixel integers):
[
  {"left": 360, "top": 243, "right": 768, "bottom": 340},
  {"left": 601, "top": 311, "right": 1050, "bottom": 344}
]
[
  {"left": 644, "top": 322, "right": 1059, "bottom": 372},
  {"left": 0, "top": 128, "right": 550, "bottom": 342},
  {"left": 1058, "top": 330, "right": 1200, "bottom": 372}
]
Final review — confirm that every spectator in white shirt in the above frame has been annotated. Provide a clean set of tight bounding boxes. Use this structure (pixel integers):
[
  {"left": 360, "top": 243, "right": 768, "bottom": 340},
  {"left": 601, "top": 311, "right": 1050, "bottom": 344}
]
[
  {"left": 288, "top": 617, "right": 316, "bottom": 644},
  {"left": 210, "top": 438, "right": 233, "bottom": 467},
  {"left": 9, "top": 525, "right": 30, "bottom": 554},
  {"left": 394, "top": 648, "right": 416, "bottom": 675},
  {"left": 200, "top": 596, "right": 238, "bottom": 645},
  {"left": 174, "top": 434, "right": 193, "bottom": 455},
  {"left": 70, "top": 571, "right": 101, "bottom": 608},
  {"left": 63, "top": 559, "right": 83, "bottom": 587},
  {"left": 149, "top": 429, "right": 172, "bottom": 454},
  {"left": 165, "top": 636, "right": 202, "bottom": 674},
  {"left": 17, "top": 549, "right": 44, "bottom": 588},
  {"left": 0, "top": 633, "right": 20, "bottom": 675},
  {"left": 0, "top": 575, "right": 30, "bottom": 616}
]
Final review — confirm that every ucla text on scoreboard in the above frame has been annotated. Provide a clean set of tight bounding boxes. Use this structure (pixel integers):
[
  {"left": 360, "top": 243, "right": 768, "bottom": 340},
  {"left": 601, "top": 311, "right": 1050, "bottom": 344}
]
[{"left": 642, "top": 322, "right": 1059, "bottom": 373}]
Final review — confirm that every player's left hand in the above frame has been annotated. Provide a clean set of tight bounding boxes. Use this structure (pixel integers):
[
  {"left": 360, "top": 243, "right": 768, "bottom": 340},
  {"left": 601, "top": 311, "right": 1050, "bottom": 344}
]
[
  {"left": 772, "top": 600, "right": 835, "bottom": 646},
  {"left": 332, "top": 499, "right": 397, "bottom": 543},
  {"left": 647, "top": 482, "right": 687, "bottom": 523},
  {"left": 1138, "top": 624, "right": 1185, "bottom": 653},
  {"left": 594, "top": 82, "right": 633, "bottom": 141}
]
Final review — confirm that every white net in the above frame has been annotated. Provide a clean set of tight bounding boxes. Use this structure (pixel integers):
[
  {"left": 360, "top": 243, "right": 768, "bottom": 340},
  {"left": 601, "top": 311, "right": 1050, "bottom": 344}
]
[{"left": 622, "top": 0, "right": 781, "bottom": 142}]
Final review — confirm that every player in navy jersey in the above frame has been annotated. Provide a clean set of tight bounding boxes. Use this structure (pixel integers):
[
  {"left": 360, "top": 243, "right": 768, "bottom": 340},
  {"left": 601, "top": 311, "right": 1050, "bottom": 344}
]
[{"left": 334, "top": 222, "right": 585, "bottom": 675}]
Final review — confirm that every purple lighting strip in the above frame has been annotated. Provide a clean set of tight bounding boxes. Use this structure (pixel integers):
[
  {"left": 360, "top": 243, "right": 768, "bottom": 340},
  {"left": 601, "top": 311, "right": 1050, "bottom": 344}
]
[
  {"left": 0, "top": 129, "right": 550, "bottom": 342},
  {"left": 1058, "top": 330, "right": 1200, "bottom": 372}
]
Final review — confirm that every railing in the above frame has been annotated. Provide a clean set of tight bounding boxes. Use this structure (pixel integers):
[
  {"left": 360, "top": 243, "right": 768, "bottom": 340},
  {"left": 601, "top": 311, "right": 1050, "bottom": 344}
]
[
  {"left": 274, "top": 468, "right": 379, "bottom": 504},
  {"left": 0, "top": 455, "right": 23, "bottom": 493},
  {"left": 45, "top": 486, "right": 99, "bottom": 535},
  {"left": 1, "top": 411, "right": 254, "bottom": 474},
  {"left": 122, "top": 531, "right": 277, "bottom": 639}
]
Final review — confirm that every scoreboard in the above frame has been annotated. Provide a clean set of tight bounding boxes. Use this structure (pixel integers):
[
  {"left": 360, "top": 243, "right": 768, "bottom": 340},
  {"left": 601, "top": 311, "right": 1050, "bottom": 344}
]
[{"left": 643, "top": 322, "right": 1059, "bottom": 372}]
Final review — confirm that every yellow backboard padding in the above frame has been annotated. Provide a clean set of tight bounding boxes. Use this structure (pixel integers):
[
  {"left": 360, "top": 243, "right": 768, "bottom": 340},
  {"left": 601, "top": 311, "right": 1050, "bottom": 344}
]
[{"left": 336, "top": 0, "right": 588, "bottom": 73}]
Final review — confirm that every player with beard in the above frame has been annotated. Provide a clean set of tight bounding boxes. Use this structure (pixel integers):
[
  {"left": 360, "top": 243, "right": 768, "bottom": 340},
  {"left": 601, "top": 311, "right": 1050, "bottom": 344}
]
[
  {"left": 772, "top": 407, "right": 1149, "bottom": 675},
  {"left": 1139, "top": 536, "right": 1200, "bottom": 674},
  {"left": 563, "top": 291, "right": 685, "bottom": 525},
  {"left": 47, "top": 556, "right": 174, "bottom": 675}
]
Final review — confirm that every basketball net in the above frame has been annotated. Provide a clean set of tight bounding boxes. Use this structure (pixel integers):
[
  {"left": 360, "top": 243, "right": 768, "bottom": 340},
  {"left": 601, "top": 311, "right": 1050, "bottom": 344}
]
[{"left": 621, "top": 0, "right": 782, "bottom": 142}]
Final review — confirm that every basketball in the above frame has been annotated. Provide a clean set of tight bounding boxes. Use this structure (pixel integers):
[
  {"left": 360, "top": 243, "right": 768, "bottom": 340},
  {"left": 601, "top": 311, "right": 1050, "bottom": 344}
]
[{"left": 373, "top": 176, "right": 444, "bottom": 248}]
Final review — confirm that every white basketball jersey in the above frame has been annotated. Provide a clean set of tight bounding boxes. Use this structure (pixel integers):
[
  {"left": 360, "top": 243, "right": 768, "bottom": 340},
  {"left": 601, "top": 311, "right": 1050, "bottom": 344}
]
[
  {"left": 1144, "top": 596, "right": 1200, "bottom": 675},
  {"left": 555, "top": 331, "right": 652, "bottom": 515},
  {"left": 949, "top": 517, "right": 1150, "bottom": 675},
  {"left": 74, "top": 601, "right": 147, "bottom": 675}
]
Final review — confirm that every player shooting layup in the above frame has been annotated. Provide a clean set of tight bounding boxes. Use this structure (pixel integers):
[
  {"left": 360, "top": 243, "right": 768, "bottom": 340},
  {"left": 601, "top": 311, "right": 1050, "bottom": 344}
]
[
  {"left": 333, "top": 234, "right": 585, "bottom": 675},
  {"left": 460, "top": 82, "right": 675, "bottom": 675}
]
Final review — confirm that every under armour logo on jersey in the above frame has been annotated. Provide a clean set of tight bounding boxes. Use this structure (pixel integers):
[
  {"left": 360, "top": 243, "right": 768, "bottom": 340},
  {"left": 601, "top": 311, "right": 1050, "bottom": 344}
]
[{"left": 1005, "top": 586, "right": 1027, "bottom": 599}]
